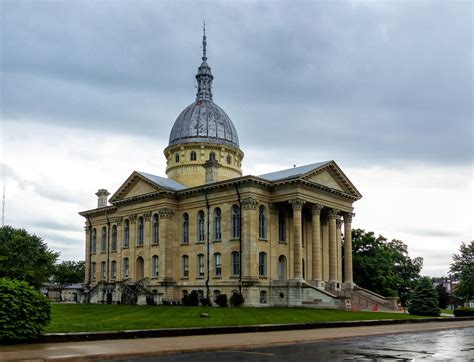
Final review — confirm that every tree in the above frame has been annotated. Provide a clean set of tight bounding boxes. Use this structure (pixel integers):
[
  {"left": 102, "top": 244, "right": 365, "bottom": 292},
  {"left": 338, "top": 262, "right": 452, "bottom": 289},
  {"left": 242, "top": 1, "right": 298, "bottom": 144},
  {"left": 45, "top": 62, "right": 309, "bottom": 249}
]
[
  {"left": 435, "top": 283, "right": 450, "bottom": 309},
  {"left": 351, "top": 229, "right": 423, "bottom": 306},
  {"left": 408, "top": 277, "right": 441, "bottom": 316},
  {"left": 51, "top": 261, "right": 85, "bottom": 301},
  {"left": 450, "top": 241, "right": 474, "bottom": 302},
  {"left": 0, "top": 226, "right": 59, "bottom": 289}
]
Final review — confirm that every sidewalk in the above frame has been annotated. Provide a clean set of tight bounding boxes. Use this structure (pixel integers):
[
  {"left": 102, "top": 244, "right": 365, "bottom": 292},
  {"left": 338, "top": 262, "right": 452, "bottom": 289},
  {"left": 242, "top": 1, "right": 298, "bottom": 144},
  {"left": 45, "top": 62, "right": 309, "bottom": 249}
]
[{"left": 1, "top": 320, "right": 473, "bottom": 361}]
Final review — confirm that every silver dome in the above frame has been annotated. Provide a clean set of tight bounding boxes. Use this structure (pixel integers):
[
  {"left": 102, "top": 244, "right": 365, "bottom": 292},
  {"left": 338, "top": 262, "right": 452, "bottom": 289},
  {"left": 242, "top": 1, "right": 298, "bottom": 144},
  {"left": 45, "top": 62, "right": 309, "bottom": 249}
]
[{"left": 168, "top": 100, "right": 240, "bottom": 148}]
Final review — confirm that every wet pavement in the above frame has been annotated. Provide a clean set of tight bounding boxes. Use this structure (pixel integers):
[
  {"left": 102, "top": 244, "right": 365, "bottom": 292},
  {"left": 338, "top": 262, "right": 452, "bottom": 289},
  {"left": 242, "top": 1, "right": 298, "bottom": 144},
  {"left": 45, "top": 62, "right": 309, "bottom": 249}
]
[{"left": 117, "top": 328, "right": 474, "bottom": 361}]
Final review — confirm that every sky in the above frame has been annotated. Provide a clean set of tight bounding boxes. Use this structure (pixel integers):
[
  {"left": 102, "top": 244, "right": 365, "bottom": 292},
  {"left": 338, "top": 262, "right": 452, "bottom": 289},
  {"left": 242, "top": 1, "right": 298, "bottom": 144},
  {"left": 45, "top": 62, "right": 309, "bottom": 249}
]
[{"left": 1, "top": 0, "right": 472, "bottom": 277}]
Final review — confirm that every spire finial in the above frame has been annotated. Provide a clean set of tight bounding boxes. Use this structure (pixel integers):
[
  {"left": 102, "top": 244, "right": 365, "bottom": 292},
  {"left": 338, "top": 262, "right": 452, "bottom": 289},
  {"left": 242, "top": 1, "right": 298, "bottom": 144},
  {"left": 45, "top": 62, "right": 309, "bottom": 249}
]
[{"left": 202, "top": 20, "right": 207, "bottom": 62}]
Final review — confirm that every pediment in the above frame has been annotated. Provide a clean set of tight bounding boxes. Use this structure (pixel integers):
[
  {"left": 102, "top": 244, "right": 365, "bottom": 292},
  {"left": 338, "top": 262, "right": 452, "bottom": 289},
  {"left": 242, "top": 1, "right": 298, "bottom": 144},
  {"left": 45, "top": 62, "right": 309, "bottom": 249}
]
[
  {"left": 109, "top": 172, "right": 164, "bottom": 203},
  {"left": 302, "top": 162, "right": 362, "bottom": 199}
]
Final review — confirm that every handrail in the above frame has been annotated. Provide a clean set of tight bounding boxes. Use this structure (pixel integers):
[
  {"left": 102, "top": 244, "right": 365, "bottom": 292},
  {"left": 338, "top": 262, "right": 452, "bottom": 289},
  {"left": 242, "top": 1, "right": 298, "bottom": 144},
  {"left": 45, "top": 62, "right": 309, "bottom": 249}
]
[{"left": 323, "top": 281, "right": 393, "bottom": 309}]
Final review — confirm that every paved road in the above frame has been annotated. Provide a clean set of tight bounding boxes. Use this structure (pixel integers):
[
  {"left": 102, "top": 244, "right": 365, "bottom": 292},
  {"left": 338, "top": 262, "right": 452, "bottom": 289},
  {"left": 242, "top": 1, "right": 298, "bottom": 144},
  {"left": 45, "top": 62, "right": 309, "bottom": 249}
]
[{"left": 115, "top": 328, "right": 474, "bottom": 361}]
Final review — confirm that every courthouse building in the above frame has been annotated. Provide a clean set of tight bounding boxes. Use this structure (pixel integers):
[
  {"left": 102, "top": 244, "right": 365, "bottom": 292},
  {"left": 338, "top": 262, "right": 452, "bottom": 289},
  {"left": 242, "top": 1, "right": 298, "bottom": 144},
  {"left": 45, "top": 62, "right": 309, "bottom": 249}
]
[{"left": 80, "top": 30, "right": 397, "bottom": 309}]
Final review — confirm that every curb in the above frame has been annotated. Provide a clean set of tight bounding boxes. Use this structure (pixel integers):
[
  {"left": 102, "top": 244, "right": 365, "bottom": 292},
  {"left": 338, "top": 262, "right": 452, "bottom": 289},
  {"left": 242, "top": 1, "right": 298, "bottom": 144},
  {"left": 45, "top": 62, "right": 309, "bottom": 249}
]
[{"left": 38, "top": 316, "right": 474, "bottom": 343}]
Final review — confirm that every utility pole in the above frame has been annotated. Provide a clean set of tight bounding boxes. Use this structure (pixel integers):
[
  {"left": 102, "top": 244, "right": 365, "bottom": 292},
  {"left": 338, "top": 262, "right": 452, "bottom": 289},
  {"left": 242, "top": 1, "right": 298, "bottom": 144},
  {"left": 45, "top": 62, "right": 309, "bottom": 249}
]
[{"left": 2, "top": 184, "right": 5, "bottom": 227}]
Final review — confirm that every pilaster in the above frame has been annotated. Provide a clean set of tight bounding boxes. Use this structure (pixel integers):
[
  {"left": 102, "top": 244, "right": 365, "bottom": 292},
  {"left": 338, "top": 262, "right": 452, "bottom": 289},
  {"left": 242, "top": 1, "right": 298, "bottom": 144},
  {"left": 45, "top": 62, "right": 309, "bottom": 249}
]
[
  {"left": 159, "top": 207, "right": 175, "bottom": 282},
  {"left": 241, "top": 197, "right": 258, "bottom": 281}
]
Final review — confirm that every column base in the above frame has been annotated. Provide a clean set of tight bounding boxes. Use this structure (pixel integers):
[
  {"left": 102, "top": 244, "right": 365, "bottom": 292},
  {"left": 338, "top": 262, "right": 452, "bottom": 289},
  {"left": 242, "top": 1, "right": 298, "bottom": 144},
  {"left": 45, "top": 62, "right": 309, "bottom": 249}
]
[
  {"left": 327, "top": 279, "right": 341, "bottom": 291},
  {"left": 310, "top": 280, "right": 325, "bottom": 289},
  {"left": 342, "top": 282, "right": 355, "bottom": 290}
]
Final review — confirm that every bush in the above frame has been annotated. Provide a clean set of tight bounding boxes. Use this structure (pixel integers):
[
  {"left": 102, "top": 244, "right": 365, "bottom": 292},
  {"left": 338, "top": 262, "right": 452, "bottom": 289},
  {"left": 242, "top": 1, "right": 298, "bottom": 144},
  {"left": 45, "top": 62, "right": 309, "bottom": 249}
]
[
  {"left": 0, "top": 278, "right": 51, "bottom": 343},
  {"left": 408, "top": 277, "right": 441, "bottom": 316},
  {"left": 230, "top": 292, "right": 244, "bottom": 307},
  {"left": 215, "top": 294, "right": 228, "bottom": 307},
  {"left": 453, "top": 307, "right": 474, "bottom": 317},
  {"left": 200, "top": 297, "right": 211, "bottom": 307},
  {"left": 182, "top": 290, "right": 199, "bottom": 306}
]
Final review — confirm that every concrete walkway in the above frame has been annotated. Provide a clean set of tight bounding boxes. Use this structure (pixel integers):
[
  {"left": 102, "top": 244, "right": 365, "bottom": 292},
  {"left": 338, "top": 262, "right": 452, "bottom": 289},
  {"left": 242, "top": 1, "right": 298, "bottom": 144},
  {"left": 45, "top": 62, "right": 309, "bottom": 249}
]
[{"left": 1, "top": 320, "right": 473, "bottom": 361}]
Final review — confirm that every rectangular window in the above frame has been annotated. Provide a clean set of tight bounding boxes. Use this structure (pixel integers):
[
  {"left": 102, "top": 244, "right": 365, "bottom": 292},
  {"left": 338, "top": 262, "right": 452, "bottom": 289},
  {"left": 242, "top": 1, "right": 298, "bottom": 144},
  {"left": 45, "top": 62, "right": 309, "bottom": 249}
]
[
  {"left": 198, "top": 254, "right": 205, "bottom": 277},
  {"left": 259, "top": 252, "right": 267, "bottom": 276},
  {"left": 152, "top": 256, "right": 159, "bottom": 277},
  {"left": 101, "top": 262, "right": 106, "bottom": 280},
  {"left": 278, "top": 211, "right": 286, "bottom": 242},
  {"left": 232, "top": 252, "right": 240, "bottom": 276},
  {"left": 112, "top": 261, "right": 117, "bottom": 279},
  {"left": 214, "top": 253, "right": 221, "bottom": 277},
  {"left": 183, "top": 256, "right": 189, "bottom": 277},
  {"left": 124, "top": 259, "right": 129, "bottom": 278}
]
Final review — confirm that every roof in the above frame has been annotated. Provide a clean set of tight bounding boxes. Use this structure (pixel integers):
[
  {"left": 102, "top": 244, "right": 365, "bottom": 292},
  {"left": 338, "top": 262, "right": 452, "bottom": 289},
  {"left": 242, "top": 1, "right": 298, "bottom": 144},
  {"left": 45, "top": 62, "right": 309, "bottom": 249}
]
[
  {"left": 258, "top": 161, "right": 331, "bottom": 181},
  {"left": 137, "top": 171, "right": 187, "bottom": 190}
]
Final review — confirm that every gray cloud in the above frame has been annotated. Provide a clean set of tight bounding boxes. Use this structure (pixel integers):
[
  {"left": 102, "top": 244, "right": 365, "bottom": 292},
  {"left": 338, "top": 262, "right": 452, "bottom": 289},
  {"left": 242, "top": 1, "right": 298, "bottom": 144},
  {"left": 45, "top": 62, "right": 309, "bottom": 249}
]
[{"left": 1, "top": 1, "right": 471, "bottom": 167}]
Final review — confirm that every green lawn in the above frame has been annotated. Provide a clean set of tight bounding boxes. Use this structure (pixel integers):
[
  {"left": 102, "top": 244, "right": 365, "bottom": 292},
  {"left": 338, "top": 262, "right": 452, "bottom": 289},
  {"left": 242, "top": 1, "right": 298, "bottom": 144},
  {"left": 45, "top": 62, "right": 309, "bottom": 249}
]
[
  {"left": 45, "top": 304, "right": 423, "bottom": 333},
  {"left": 441, "top": 309, "right": 454, "bottom": 315}
]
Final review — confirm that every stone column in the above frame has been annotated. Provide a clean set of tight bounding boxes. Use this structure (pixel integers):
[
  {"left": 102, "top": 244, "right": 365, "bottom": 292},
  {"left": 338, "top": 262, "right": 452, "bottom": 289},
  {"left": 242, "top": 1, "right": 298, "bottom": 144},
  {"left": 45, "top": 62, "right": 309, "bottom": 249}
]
[
  {"left": 328, "top": 208, "right": 339, "bottom": 286},
  {"left": 159, "top": 208, "right": 175, "bottom": 283},
  {"left": 289, "top": 198, "right": 306, "bottom": 280},
  {"left": 84, "top": 225, "right": 91, "bottom": 284},
  {"left": 343, "top": 212, "right": 355, "bottom": 289},
  {"left": 242, "top": 197, "right": 258, "bottom": 281},
  {"left": 336, "top": 218, "right": 343, "bottom": 283},
  {"left": 311, "top": 204, "right": 324, "bottom": 288},
  {"left": 143, "top": 212, "right": 151, "bottom": 278},
  {"left": 129, "top": 214, "right": 137, "bottom": 281}
]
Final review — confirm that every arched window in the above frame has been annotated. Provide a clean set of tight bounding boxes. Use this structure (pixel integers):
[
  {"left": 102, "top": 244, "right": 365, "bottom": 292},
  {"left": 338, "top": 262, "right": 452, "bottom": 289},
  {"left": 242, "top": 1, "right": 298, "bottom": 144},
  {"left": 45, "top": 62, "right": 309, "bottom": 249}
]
[
  {"left": 214, "top": 253, "right": 222, "bottom": 276},
  {"left": 111, "top": 225, "right": 117, "bottom": 251},
  {"left": 101, "top": 226, "right": 107, "bottom": 252},
  {"left": 152, "top": 214, "right": 159, "bottom": 244},
  {"left": 111, "top": 260, "right": 117, "bottom": 279},
  {"left": 278, "top": 210, "right": 286, "bottom": 242},
  {"left": 231, "top": 205, "right": 240, "bottom": 239},
  {"left": 213, "top": 290, "right": 220, "bottom": 298},
  {"left": 91, "top": 262, "right": 96, "bottom": 280},
  {"left": 136, "top": 256, "right": 144, "bottom": 280},
  {"left": 190, "top": 151, "right": 197, "bottom": 161},
  {"left": 231, "top": 251, "right": 240, "bottom": 276},
  {"left": 182, "top": 255, "right": 189, "bottom": 277},
  {"left": 175, "top": 153, "right": 180, "bottom": 163},
  {"left": 91, "top": 228, "right": 97, "bottom": 253},
  {"left": 123, "top": 219, "right": 130, "bottom": 248},
  {"left": 137, "top": 217, "right": 144, "bottom": 246},
  {"left": 213, "top": 208, "right": 221, "bottom": 240},
  {"left": 123, "top": 258, "right": 129, "bottom": 278},
  {"left": 260, "top": 290, "right": 267, "bottom": 304},
  {"left": 101, "top": 261, "right": 106, "bottom": 280},
  {"left": 259, "top": 206, "right": 267, "bottom": 239},
  {"left": 209, "top": 151, "right": 216, "bottom": 161},
  {"left": 182, "top": 213, "right": 189, "bottom": 244},
  {"left": 197, "top": 254, "right": 205, "bottom": 277},
  {"left": 259, "top": 252, "right": 267, "bottom": 276},
  {"left": 302, "top": 258, "right": 305, "bottom": 280},
  {"left": 197, "top": 210, "right": 205, "bottom": 242},
  {"left": 152, "top": 255, "right": 159, "bottom": 277},
  {"left": 226, "top": 154, "right": 232, "bottom": 164},
  {"left": 278, "top": 255, "right": 287, "bottom": 281}
]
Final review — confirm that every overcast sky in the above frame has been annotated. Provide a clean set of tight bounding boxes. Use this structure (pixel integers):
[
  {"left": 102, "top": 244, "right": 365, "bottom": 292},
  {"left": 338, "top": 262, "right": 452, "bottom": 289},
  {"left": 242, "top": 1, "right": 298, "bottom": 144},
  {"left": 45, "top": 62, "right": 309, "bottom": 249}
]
[{"left": 1, "top": 0, "right": 472, "bottom": 277}]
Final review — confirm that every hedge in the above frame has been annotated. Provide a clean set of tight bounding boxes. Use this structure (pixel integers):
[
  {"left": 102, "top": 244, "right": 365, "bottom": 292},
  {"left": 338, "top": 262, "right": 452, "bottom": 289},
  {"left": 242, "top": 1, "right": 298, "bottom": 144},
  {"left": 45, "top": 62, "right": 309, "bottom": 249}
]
[{"left": 453, "top": 307, "right": 474, "bottom": 317}]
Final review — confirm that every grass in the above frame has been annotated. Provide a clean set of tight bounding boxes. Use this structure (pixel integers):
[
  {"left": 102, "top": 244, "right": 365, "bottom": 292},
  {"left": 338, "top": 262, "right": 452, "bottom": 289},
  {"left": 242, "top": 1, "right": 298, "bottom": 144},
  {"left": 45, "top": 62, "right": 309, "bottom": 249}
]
[
  {"left": 441, "top": 309, "right": 454, "bottom": 315},
  {"left": 45, "top": 304, "right": 424, "bottom": 333}
]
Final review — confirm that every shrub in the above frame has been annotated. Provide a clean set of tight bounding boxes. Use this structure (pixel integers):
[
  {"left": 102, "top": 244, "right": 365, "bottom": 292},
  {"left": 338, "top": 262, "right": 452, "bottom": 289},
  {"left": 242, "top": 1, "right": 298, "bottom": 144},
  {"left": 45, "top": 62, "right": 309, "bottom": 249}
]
[
  {"left": 408, "top": 277, "right": 441, "bottom": 316},
  {"left": 200, "top": 297, "right": 211, "bottom": 307},
  {"left": 0, "top": 278, "right": 51, "bottom": 343},
  {"left": 453, "top": 307, "right": 474, "bottom": 317},
  {"left": 230, "top": 292, "right": 244, "bottom": 307},
  {"left": 182, "top": 290, "right": 199, "bottom": 306},
  {"left": 215, "top": 294, "right": 228, "bottom": 307}
]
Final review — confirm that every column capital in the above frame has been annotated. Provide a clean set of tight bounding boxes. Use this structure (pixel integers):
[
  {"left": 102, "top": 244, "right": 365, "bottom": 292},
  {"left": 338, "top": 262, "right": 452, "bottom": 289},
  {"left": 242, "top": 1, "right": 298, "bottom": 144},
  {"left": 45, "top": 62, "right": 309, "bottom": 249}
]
[
  {"left": 343, "top": 212, "right": 355, "bottom": 223},
  {"left": 269, "top": 203, "right": 278, "bottom": 215},
  {"left": 328, "top": 208, "right": 340, "bottom": 219},
  {"left": 143, "top": 211, "right": 152, "bottom": 221},
  {"left": 241, "top": 197, "right": 258, "bottom": 210},
  {"left": 311, "top": 203, "right": 324, "bottom": 215},
  {"left": 336, "top": 218, "right": 343, "bottom": 229},
  {"left": 289, "top": 198, "right": 306, "bottom": 211},
  {"left": 113, "top": 216, "right": 123, "bottom": 226},
  {"left": 129, "top": 214, "right": 137, "bottom": 224},
  {"left": 158, "top": 208, "right": 175, "bottom": 219}
]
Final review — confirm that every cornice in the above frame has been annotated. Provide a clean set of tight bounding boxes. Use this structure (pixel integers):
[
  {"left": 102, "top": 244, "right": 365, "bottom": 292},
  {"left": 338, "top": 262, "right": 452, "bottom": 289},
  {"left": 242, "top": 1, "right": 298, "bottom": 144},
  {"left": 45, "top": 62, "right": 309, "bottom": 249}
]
[{"left": 79, "top": 205, "right": 117, "bottom": 218}]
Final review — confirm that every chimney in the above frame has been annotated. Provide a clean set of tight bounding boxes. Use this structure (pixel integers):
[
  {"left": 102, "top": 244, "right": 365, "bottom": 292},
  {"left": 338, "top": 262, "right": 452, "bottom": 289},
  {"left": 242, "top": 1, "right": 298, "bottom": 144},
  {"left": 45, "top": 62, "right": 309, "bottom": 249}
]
[
  {"left": 95, "top": 189, "right": 110, "bottom": 208},
  {"left": 203, "top": 159, "right": 219, "bottom": 184}
]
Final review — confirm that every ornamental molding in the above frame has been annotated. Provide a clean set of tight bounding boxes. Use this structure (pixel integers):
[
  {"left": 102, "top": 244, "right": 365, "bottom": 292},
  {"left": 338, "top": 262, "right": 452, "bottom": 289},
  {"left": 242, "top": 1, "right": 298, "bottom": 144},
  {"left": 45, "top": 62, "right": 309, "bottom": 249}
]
[
  {"left": 311, "top": 203, "right": 324, "bottom": 215},
  {"left": 289, "top": 198, "right": 306, "bottom": 211},
  {"left": 129, "top": 214, "right": 137, "bottom": 224},
  {"left": 328, "top": 208, "right": 340, "bottom": 219},
  {"left": 159, "top": 208, "right": 175, "bottom": 219},
  {"left": 113, "top": 216, "right": 123, "bottom": 226},
  {"left": 336, "top": 219, "right": 343, "bottom": 229},
  {"left": 143, "top": 211, "right": 152, "bottom": 221},
  {"left": 241, "top": 197, "right": 258, "bottom": 210}
]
